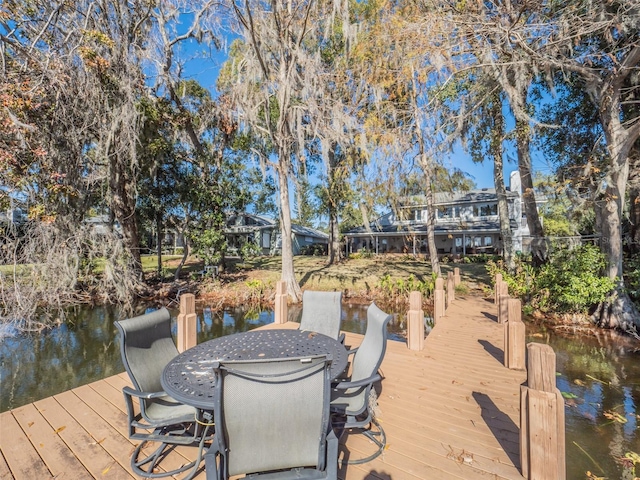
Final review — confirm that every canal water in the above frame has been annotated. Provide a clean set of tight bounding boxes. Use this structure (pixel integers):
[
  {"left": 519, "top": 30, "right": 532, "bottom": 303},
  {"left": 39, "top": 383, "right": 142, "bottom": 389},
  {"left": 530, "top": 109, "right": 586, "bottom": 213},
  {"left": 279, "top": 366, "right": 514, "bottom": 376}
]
[
  {"left": 0, "top": 301, "right": 406, "bottom": 413},
  {"left": 0, "top": 303, "right": 638, "bottom": 479},
  {"left": 525, "top": 324, "right": 640, "bottom": 480}
]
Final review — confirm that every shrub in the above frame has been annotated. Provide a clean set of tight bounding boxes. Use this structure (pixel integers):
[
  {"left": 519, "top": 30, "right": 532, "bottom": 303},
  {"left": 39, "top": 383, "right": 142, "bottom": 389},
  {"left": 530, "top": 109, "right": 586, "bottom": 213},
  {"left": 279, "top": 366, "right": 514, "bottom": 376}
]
[
  {"left": 299, "top": 244, "right": 328, "bottom": 256},
  {"left": 486, "top": 244, "right": 615, "bottom": 314},
  {"left": 455, "top": 282, "right": 469, "bottom": 295},
  {"left": 377, "top": 273, "right": 436, "bottom": 298},
  {"left": 625, "top": 254, "right": 640, "bottom": 305},
  {"left": 240, "top": 241, "right": 262, "bottom": 260},
  {"left": 536, "top": 244, "right": 615, "bottom": 313}
]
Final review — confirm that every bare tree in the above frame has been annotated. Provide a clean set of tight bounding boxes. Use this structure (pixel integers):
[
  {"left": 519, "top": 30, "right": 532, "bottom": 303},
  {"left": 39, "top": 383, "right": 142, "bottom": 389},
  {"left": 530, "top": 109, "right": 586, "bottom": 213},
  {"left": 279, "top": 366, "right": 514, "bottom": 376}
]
[{"left": 221, "top": 0, "right": 342, "bottom": 301}]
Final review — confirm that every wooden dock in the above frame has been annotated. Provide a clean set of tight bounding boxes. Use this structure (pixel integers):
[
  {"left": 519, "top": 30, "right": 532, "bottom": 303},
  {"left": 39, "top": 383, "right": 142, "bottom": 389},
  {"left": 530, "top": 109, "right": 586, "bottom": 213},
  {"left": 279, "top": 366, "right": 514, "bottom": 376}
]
[{"left": 0, "top": 294, "right": 526, "bottom": 479}]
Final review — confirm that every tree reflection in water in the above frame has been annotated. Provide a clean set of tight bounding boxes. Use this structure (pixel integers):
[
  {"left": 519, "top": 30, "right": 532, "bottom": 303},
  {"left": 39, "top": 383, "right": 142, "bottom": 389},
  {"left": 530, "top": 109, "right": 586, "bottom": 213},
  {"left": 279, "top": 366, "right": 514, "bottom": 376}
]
[{"left": 527, "top": 325, "right": 639, "bottom": 480}]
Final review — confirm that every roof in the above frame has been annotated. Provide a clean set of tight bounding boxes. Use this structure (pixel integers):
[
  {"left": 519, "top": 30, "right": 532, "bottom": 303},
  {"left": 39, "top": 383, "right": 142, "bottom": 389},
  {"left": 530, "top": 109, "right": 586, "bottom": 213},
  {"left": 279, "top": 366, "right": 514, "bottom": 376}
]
[
  {"left": 225, "top": 212, "right": 328, "bottom": 239},
  {"left": 401, "top": 189, "right": 519, "bottom": 208},
  {"left": 291, "top": 224, "right": 329, "bottom": 240}
]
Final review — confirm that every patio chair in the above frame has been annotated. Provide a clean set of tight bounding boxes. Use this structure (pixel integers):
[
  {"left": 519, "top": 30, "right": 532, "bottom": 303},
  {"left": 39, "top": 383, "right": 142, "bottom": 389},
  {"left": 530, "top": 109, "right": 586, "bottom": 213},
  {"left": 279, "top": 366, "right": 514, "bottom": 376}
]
[
  {"left": 330, "top": 302, "right": 392, "bottom": 464},
  {"left": 205, "top": 355, "right": 338, "bottom": 480},
  {"left": 300, "top": 290, "right": 344, "bottom": 342},
  {"left": 115, "top": 308, "right": 213, "bottom": 479}
]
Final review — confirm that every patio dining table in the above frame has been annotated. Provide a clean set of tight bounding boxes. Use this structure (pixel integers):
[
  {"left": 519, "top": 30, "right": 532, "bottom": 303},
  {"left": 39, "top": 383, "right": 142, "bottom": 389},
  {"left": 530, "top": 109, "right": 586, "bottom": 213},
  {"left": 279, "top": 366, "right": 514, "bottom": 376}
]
[{"left": 161, "top": 328, "right": 349, "bottom": 410}]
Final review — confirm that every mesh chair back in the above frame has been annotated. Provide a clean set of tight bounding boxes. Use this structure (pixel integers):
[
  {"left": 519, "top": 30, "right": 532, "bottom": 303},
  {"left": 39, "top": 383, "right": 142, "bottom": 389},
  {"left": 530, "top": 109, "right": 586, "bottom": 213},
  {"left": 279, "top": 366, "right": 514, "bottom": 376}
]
[
  {"left": 300, "top": 291, "right": 343, "bottom": 340},
  {"left": 115, "top": 308, "right": 179, "bottom": 406},
  {"left": 350, "top": 303, "right": 391, "bottom": 386},
  {"left": 216, "top": 356, "right": 332, "bottom": 477}
]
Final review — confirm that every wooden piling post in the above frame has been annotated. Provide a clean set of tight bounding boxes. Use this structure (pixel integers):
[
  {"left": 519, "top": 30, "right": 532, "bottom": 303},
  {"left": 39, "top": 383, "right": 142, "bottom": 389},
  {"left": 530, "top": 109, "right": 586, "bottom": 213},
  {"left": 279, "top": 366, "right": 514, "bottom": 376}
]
[
  {"left": 505, "top": 298, "right": 526, "bottom": 370},
  {"left": 447, "top": 271, "right": 455, "bottom": 307},
  {"left": 454, "top": 267, "right": 461, "bottom": 286},
  {"left": 407, "top": 291, "right": 424, "bottom": 351},
  {"left": 494, "top": 273, "right": 502, "bottom": 304},
  {"left": 274, "top": 280, "right": 288, "bottom": 324},
  {"left": 177, "top": 293, "right": 197, "bottom": 352},
  {"left": 434, "top": 277, "right": 445, "bottom": 323},
  {"left": 520, "top": 343, "right": 566, "bottom": 480},
  {"left": 498, "top": 294, "right": 510, "bottom": 324}
]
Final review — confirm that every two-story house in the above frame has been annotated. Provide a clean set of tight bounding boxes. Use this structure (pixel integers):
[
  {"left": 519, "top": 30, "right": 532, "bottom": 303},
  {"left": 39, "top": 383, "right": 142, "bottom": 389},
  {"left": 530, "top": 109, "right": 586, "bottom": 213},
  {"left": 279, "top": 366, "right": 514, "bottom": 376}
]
[{"left": 344, "top": 171, "right": 531, "bottom": 256}]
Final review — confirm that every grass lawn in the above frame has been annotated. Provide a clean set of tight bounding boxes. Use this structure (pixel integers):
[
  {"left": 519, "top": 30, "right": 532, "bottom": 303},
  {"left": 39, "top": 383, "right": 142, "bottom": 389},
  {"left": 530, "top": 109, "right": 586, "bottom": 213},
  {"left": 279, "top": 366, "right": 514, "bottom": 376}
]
[
  {"left": 185, "top": 254, "right": 493, "bottom": 303},
  {"left": 2, "top": 253, "right": 493, "bottom": 306}
]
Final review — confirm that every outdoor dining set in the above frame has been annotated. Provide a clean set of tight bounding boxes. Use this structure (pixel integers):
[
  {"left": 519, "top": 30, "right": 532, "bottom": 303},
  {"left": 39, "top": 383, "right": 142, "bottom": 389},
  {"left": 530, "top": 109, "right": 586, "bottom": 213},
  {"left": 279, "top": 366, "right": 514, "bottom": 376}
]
[{"left": 114, "top": 291, "right": 392, "bottom": 480}]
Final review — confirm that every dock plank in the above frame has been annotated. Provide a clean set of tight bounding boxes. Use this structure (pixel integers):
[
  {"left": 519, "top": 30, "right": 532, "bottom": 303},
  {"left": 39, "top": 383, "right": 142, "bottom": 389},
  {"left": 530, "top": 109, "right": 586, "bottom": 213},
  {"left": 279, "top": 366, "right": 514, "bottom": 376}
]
[
  {"left": 34, "top": 396, "right": 133, "bottom": 479},
  {"left": 12, "top": 403, "right": 90, "bottom": 479},
  {"left": 0, "top": 411, "right": 52, "bottom": 478},
  {"left": 0, "top": 449, "right": 14, "bottom": 480}
]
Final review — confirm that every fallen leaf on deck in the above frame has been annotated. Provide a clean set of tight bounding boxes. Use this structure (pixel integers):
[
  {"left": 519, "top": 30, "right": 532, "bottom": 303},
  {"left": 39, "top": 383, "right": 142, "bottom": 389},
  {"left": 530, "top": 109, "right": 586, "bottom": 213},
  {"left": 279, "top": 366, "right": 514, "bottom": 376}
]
[{"left": 54, "top": 426, "right": 66, "bottom": 434}]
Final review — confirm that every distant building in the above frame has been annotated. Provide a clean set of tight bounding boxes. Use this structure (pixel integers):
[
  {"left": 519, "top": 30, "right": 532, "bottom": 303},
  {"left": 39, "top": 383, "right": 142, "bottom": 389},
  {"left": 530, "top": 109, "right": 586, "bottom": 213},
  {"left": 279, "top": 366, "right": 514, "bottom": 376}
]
[
  {"left": 84, "top": 215, "right": 122, "bottom": 236},
  {"left": 344, "top": 171, "right": 536, "bottom": 256},
  {"left": 0, "top": 207, "right": 27, "bottom": 226},
  {"left": 226, "top": 213, "right": 328, "bottom": 256}
]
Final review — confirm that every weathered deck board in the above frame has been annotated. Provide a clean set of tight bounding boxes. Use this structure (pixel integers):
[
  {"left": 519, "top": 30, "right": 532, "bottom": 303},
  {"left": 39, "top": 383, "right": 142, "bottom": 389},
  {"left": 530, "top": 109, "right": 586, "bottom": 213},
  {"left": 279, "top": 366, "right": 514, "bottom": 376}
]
[{"left": 0, "top": 294, "right": 526, "bottom": 479}]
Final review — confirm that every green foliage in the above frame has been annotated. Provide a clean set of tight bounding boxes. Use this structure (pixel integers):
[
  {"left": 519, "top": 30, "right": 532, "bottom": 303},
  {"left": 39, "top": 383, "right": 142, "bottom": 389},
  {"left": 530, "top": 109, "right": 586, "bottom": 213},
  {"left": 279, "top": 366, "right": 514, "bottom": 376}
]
[
  {"left": 239, "top": 240, "right": 262, "bottom": 260},
  {"left": 464, "top": 254, "right": 499, "bottom": 263},
  {"left": 349, "top": 248, "right": 374, "bottom": 259},
  {"left": 624, "top": 254, "right": 640, "bottom": 305},
  {"left": 299, "top": 244, "right": 328, "bottom": 256},
  {"left": 487, "top": 244, "right": 615, "bottom": 314},
  {"left": 245, "top": 279, "right": 266, "bottom": 300},
  {"left": 377, "top": 273, "right": 435, "bottom": 298}
]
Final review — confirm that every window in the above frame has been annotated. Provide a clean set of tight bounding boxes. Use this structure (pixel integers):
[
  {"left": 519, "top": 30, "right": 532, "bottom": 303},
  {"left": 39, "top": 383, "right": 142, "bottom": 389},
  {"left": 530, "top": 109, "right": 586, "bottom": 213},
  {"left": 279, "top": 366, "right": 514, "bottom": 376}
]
[
  {"left": 474, "top": 237, "right": 482, "bottom": 247},
  {"left": 465, "top": 236, "right": 471, "bottom": 247},
  {"left": 473, "top": 203, "right": 498, "bottom": 217},
  {"left": 455, "top": 237, "right": 462, "bottom": 247},
  {"left": 437, "top": 206, "right": 458, "bottom": 219},
  {"left": 484, "top": 236, "right": 493, "bottom": 246}
]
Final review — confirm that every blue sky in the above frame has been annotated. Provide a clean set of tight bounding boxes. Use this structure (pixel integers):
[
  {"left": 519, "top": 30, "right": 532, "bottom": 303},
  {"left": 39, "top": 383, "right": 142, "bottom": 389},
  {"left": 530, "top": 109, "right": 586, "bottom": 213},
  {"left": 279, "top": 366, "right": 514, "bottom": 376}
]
[{"left": 179, "top": 41, "right": 553, "bottom": 191}]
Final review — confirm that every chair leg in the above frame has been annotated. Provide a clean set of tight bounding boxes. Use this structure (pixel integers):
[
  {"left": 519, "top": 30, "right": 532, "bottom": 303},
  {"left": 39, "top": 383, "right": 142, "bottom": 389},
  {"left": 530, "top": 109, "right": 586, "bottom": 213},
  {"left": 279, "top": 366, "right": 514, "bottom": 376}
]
[
  {"left": 131, "top": 423, "right": 213, "bottom": 479},
  {"left": 337, "top": 417, "right": 386, "bottom": 466}
]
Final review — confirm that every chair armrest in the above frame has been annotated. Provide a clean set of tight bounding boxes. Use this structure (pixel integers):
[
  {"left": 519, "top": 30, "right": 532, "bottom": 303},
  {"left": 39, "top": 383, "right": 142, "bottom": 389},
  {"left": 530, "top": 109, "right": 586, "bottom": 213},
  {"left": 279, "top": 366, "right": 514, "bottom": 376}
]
[
  {"left": 122, "top": 385, "right": 168, "bottom": 400},
  {"left": 332, "top": 373, "right": 382, "bottom": 390},
  {"left": 346, "top": 346, "right": 358, "bottom": 356}
]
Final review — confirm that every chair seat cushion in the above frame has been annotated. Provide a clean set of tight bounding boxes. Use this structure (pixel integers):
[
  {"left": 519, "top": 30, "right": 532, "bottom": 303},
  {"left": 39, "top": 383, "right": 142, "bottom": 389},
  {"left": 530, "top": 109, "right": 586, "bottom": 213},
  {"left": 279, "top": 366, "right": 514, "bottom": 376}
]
[
  {"left": 145, "top": 395, "right": 198, "bottom": 424},
  {"left": 330, "top": 389, "right": 365, "bottom": 415}
]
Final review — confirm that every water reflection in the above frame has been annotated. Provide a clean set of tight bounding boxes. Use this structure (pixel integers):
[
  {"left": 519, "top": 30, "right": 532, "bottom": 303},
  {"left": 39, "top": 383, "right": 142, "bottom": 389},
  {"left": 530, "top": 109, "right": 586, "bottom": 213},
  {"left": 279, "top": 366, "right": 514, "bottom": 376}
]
[
  {"left": 527, "top": 325, "right": 640, "bottom": 480},
  {"left": 0, "top": 302, "right": 407, "bottom": 412}
]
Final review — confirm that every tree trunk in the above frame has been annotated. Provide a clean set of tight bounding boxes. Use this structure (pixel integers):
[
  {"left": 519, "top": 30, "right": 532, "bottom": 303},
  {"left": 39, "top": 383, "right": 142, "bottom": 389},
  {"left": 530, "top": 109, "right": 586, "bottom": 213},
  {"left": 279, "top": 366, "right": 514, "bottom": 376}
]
[
  {"left": 627, "top": 150, "right": 640, "bottom": 254},
  {"left": 277, "top": 164, "right": 302, "bottom": 302},
  {"left": 174, "top": 237, "right": 189, "bottom": 281},
  {"left": 515, "top": 118, "right": 546, "bottom": 266},
  {"left": 421, "top": 160, "right": 440, "bottom": 276},
  {"left": 156, "top": 211, "right": 162, "bottom": 277},
  {"left": 328, "top": 212, "right": 341, "bottom": 265},
  {"left": 488, "top": 94, "right": 514, "bottom": 270},
  {"left": 109, "top": 155, "right": 142, "bottom": 276},
  {"left": 327, "top": 149, "right": 343, "bottom": 265},
  {"left": 494, "top": 150, "right": 515, "bottom": 271},
  {"left": 592, "top": 86, "right": 640, "bottom": 334}
]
